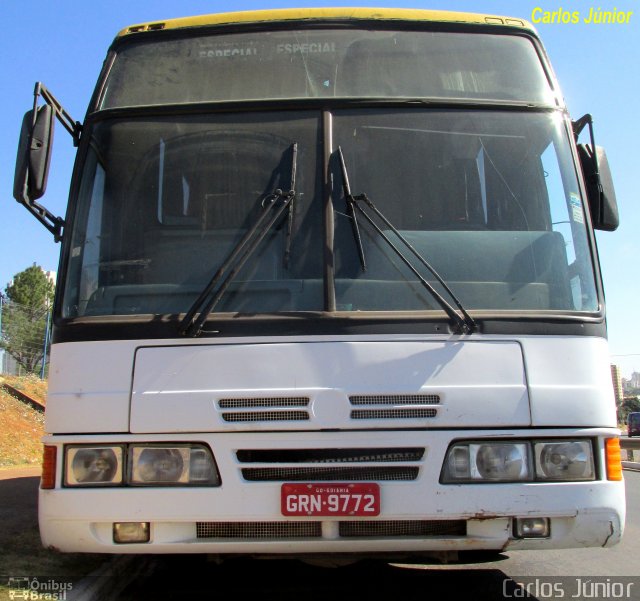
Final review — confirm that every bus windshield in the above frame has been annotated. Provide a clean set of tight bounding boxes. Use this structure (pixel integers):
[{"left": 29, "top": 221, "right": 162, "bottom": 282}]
[
  {"left": 62, "top": 109, "right": 598, "bottom": 318},
  {"left": 60, "top": 25, "right": 598, "bottom": 320}
]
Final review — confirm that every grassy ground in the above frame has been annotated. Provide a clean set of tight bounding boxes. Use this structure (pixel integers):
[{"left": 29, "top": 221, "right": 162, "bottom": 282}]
[
  {"left": 2, "top": 374, "right": 48, "bottom": 405},
  {"left": 0, "top": 374, "right": 46, "bottom": 468},
  {"left": 0, "top": 375, "right": 107, "bottom": 600}
]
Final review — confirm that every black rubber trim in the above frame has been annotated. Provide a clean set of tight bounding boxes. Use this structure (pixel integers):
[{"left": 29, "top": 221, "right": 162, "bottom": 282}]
[{"left": 51, "top": 315, "right": 607, "bottom": 343}]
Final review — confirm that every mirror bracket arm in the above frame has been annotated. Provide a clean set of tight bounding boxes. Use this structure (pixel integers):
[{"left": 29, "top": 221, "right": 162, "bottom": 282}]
[
  {"left": 34, "top": 82, "right": 82, "bottom": 146},
  {"left": 24, "top": 200, "right": 64, "bottom": 243},
  {"left": 572, "top": 113, "right": 600, "bottom": 181},
  {"left": 16, "top": 176, "right": 64, "bottom": 242}
]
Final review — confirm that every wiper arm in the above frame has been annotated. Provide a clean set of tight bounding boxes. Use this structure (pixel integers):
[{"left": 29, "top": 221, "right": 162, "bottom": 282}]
[
  {"left": 179, "top": 143, "right": 298, "bottom": 337},
  {"left": 336, "top": 148, "right": 477, "bottom": 334}
]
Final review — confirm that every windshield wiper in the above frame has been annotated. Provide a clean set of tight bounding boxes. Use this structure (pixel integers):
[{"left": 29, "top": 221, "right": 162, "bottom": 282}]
[
  {"left": 283, "top": 142, "right": 298, "bottom": 270},
  {"left": 338, "top": 146, "right": 367, "bottom": 271},
  {"left": 336, "top": 147, "right": 477, "bottom": 334},
  {"left": 179, "top": 142, "right": 298, "bottom": 337}
]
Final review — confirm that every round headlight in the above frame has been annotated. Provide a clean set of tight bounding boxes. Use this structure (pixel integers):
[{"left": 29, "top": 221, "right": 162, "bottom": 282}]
[
  {"left": 537, "top": 441, "right": 594, "bottom": 480},
  {"left": 70, "top": 447, "right": 121, "bottom": 484},
  {"left": 475, "top": 443, "right": 527, "bottom": 480},
  {"left": 136, "top": 448, "right": 186, "bottom": 482}
]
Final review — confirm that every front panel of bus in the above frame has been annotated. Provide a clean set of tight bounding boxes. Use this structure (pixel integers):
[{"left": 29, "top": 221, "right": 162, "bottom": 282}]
[{"left": 39, "top": 13, "right": 625, "bottom": 555}]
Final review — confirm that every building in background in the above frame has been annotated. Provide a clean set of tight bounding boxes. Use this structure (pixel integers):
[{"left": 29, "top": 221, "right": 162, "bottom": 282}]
[{"left": 611, "top": 364, "right": 624, "bottom": 406}]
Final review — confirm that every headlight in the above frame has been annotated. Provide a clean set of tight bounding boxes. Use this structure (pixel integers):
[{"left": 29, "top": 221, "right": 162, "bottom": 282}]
[
  {"left": 65, "top": 446, "right": 124, "bottom": 486},
  {"left": 64, "top": 443, "right": 220, "bottom": 487},
  {"left": 475, "top": 443, "right": 529, "bottom": 480},
  {"left": 535, "top": 441, "right": 594, "bottom": 481},
  {"left": 442, "top": 442, "right": 531, "bottom": 482},
  {"left": 129, "top": 445, "right": 220, "bottom": 486},
  {"left": 442, "top": 439, "right": 596, "bottom": 483}
]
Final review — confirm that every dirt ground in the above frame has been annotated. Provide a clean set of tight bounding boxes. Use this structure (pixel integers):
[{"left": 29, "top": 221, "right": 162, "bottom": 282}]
[{"left": 0, "top": 377, "right": 45, "bottom": 468}]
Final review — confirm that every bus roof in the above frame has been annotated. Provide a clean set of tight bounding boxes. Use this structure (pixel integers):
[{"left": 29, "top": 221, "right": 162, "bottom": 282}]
[{"left": 117, "top": 7, "right": 535, "bottom": 38}]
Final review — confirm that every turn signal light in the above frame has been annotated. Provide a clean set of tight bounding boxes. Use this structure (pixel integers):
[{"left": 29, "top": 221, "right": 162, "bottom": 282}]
[
  {"left": 605, "top": 438, "right": 623, "bottom": 481},
  {"left": 41, "top": 445, "right": 57, "bottom": 489}
]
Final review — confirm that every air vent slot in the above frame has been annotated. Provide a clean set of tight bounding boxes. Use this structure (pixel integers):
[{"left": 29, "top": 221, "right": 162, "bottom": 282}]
[
  {"left": 127, "top": 23, "right": 166, "bottom": 34},
  {"left": 222, "top": 411, "right": 309, "bottom": 423},
  {"left": 218, "top": 397, "right": 310, "bottom": 423},
  {"left": 350, "top": 394, "right": 440, "bottom": 405},
  {"left": 237, "top": 448, "right": 425, "bottom": 463},
  {"left": 349, "top": 393, "right": 440, "bottom": 420},
  {"left": 339, "top": 520, "right": 466, "bottom": 538},
  {"left": 351, "top": 408, "right": 437, "bottom": 420},
  {"left": 196, "top": 522, "right": 321, "bottom": 539},
  {"left": 219, "top": 397, "right": 309, "bottom": 409},
  {"left": 242, "top": 466, "right": 419, "bottom": 482}
]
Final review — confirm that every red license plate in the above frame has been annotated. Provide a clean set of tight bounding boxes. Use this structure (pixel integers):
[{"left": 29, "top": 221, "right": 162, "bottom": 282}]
[{"left": 281, "top": 483, "right": 380, "bottom": 516}]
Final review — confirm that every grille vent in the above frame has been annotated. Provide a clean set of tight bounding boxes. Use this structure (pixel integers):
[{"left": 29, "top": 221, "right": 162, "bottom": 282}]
[
  {"left": 350, "top": 394, "right": 440, "bottom": 405},
  {"left": 196, "top": 522, "right": 321, "bottom": 539},
  {"left": 219, "top": 397, "right": 309, "bottom": 409},
  {"left": 242, "top": 466, "right": 419, "bottom": 482},
  {"left": 352, "top": 408, "right": 437, "bottom": 420},
  {"left": 349, "top": 394, "right": 440, "bottom": 420},
  {"left": 339, "top": 520, "right": 466, "bottom": 538},
  {"left": 195, "top": 520, "right": 465, "bottom": 540},
  {"left": 218, "top": 397, "right": 310, "bottom": 423},
  {"left": 222, "top": 411, "right": 309, "bottom": 423},
  {"left": 236, "top": 448, "right": 425, "bottom": 464}
]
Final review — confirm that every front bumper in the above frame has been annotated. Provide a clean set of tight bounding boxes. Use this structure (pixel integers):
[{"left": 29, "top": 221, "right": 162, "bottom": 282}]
[{"left": 39, "top": 429, "right": 625, "bottom": 554}]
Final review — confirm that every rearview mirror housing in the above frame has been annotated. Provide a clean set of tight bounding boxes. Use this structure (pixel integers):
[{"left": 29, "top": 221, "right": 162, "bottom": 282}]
[
  {"left": 577, "top": 144, "right": 619, "bottom": 232},
  {"left": 13, "top": 104, "right": 54, "bottom": 203}
]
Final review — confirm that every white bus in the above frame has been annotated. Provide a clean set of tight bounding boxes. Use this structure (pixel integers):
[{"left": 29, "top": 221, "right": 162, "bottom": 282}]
[{"left": 14, "top": 8, "right": 624, "bottom": 559}]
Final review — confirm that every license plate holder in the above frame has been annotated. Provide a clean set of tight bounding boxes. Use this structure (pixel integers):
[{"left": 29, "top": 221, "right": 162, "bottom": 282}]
[{"left": 281, "top": 483, "right": 380, "bottom": 516}]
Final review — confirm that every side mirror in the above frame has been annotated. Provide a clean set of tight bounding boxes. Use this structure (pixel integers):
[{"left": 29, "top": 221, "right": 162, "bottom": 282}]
[
  {"left": 577, "top": 144, "right": 619, "bottom": 232},
  {"left": 573, "top": 114, "right": 619, "bottom": 232},
  {"left": 13, "top": 104, "right": 55, "bottom": 203},
  {"left": 10, "top": 83, "right": 81, "bottom": 242}
]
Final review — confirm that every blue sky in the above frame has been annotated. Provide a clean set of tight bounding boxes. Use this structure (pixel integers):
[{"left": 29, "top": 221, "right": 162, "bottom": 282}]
[{"left": 1, "top": 0, "right": 637, "bottom": 376}]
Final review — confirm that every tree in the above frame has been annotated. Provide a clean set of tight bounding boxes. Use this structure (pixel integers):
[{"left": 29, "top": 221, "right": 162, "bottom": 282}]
[
  {"left": 620, "top": 396, "right": 640, "bottom": 425},
  {"left": 1, "top": 265, "right": 54, "bottom": 374}
]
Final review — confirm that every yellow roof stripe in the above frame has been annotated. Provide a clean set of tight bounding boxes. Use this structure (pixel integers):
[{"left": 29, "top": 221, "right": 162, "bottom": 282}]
[{"left": 117, "top": 7, "right": 534, "bottom": 38}]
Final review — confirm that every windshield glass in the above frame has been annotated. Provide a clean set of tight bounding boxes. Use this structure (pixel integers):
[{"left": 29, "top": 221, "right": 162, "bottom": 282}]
[
  {"left": 62, "top": 112, "right": 324, "bottom": 317},
  {"left": 101, "top": 29, "right": 555, "bottom": 108},
  {"left": 332, "top": 110, "right": 597, "bottom": 312},
  {"left": 63, "top": 109, "right": 598, "bottom": 318}
]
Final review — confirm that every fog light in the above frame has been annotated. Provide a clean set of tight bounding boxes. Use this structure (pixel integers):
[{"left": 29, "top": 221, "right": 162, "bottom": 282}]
[
  {"left": 113, "top": 522, "right": 150, "bottom": 544},
  {"left": 514, "top": 517, "right": 550, "bottom": 539}
]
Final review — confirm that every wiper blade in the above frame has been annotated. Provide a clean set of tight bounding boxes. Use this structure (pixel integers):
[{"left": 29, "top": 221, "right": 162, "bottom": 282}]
[
  {"left": 179, "top": 143, "right": 298, "bottom": 337},
  {"left": 283, "top": 142, "right": 298, "bottom": 270},
  {"left": 338, "top": 146, "right": 367, "bottom": 271},
  {"left": 336, "top": 148, "right": 477, "bottom": 334}
]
